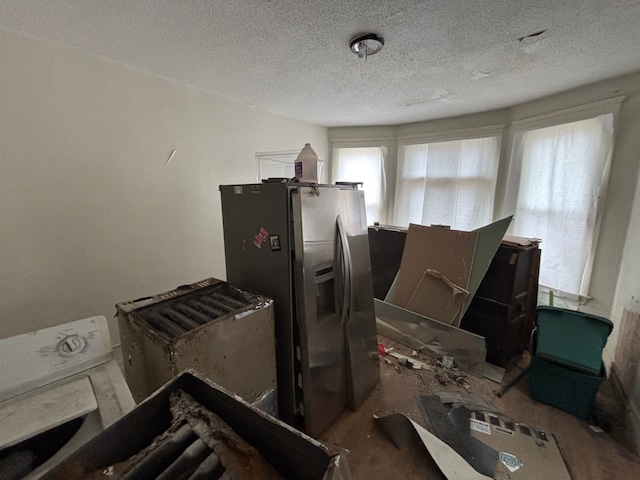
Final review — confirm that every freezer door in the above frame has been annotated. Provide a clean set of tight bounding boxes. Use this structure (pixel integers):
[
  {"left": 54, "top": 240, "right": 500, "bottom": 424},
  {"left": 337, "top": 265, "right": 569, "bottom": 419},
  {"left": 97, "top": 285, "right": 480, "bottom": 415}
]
[
  {"left": 292, "top": 186, "right": 379, "bottom": 437},
  {"left": 335, "top": 188, "right": 380, "bottom": 410},
  {"left": 292, "top": 187, "right": 346, "bottom": 437}
]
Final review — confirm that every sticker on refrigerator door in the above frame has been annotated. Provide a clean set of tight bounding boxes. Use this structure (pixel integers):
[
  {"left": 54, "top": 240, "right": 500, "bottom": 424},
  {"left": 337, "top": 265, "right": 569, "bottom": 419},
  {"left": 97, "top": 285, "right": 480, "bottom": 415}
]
[
  {"left": 253, "top": 227, "right": 269, "bottom": 248},
  {"left": 269, "top": 234, "right": 281, "bottom": 251}
]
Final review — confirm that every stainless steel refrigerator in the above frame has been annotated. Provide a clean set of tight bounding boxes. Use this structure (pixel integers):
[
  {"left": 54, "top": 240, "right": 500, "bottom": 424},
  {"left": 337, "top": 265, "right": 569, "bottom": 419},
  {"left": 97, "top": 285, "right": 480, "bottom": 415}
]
[{"left": 220, "top": 181, "right": 379, "bottom": 437}]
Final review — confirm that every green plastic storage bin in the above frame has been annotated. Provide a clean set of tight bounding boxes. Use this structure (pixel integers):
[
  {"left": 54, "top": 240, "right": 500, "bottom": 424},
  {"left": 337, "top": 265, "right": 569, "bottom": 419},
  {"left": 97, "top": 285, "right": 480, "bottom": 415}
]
[
  {"left": 535, "top": 306, "right": 613, "bottom": 375},
  {"left": 529, "top": 354, "right": 604, "bottom": 419}
]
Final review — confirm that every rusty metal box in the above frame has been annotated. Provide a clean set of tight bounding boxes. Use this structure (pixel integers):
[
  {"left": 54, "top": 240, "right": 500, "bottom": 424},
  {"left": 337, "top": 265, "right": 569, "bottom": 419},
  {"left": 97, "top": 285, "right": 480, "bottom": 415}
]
[
  {"left": 117, "top": 278, "right": 276, "bottom": 403},
  {"left": 42, "top": 371, "right": 350, "bottom": 480}
]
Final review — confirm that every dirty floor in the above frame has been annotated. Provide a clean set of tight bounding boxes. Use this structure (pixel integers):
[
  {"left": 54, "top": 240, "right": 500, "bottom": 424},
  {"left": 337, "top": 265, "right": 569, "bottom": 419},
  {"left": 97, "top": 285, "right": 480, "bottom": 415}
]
[{"left": 319, "top": 335, "right": 640, "bottom": 479}]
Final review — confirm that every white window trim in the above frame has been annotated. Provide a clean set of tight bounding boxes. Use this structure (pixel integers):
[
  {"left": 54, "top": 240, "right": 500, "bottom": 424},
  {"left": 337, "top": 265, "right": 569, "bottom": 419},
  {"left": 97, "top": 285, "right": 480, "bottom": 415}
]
[
  {"left": 330, "top": 138, "right": 392, "bottom": 182},
  {"left": 503, "top": 97, "right": 623, "bottom": 218},
  {"left": 396, "top": 124, "right": 505, "bottom": 145},
  {"left": 330, "top": 139, "right": 393, "bottom": 223},
  {"left": 510, "top": 96, "right": 625, "bottom": 131},
  {"left": 503, "top": 97, "right": 624, "bottom": 299},
  {"left": 394, "top": 131, "right": 503, "bottom": 230}
]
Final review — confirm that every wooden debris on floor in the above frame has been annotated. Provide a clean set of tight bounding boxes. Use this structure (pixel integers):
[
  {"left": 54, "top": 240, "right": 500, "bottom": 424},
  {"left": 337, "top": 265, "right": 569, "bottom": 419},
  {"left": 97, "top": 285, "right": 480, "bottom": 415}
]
[{"left": 320, "top": 335, "right": 640, "bottom": 480}]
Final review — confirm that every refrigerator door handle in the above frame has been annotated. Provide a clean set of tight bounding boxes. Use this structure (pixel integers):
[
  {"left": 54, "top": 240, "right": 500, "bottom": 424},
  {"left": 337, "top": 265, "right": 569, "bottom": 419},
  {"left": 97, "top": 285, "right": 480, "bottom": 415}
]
[{"left": 336, "top": 215, "right": 353, "bottom": 324}]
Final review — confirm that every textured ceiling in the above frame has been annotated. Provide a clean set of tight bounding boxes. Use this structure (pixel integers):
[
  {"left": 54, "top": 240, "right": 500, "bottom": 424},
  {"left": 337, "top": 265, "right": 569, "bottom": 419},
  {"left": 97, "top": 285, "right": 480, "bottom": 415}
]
[{"left": 1, "top": 0, "right": 640, "bottom": 127}]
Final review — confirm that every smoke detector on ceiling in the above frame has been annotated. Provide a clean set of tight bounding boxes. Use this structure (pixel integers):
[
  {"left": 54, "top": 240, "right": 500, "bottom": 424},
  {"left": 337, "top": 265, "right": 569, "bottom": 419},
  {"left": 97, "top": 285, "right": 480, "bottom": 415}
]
[{"left": 350, "top": 33, "right": 384, "bottom": 59}]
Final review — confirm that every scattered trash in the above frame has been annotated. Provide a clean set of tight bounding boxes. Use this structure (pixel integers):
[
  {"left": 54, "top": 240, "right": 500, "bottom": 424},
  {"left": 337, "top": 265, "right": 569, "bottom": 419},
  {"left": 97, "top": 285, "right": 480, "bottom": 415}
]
[
  {"left": 434, "top": 392, "right": 497, "bottom": 413},
  {"left": 417, "top": 396, "right": 498, "bottom": 477},
  {"left": 375, "top": 412, "right": 493, "bottom": 479},
  {"left": 375, "top": 299, "right": 487, "bottom": 378},
  {"left": 409, "top": 395, "right": 572, "bottom": 479},
  {"left": 442, "top": 354, "right": 455, "bottom": 369},
  {"left": 389, "top": 352, "right": 429, "bottom": 370},
  {"left": 435, "top": 371, "right": 449, "bottom": 386},
  {"left": 483, "top": 363, "right": 506, "bottom": 384},
  {"left": 411, "top": 350, "right": 418, "bottom": 357},
  {"left": 378, "top": 343, "right": 393, "bottom": 355}
]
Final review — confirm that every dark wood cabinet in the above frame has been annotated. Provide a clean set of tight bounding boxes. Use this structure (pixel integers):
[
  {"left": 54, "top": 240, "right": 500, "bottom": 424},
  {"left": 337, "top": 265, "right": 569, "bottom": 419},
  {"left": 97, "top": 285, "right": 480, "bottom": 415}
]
[
  {"left": 368, "top": 226, "right": 407, "bottom": 300},
  {"left": 460, "top": 241, "right": 541, "bottom": 367},
  {"left": 368, "top": 226, "right": 541, "bottom": 368}
]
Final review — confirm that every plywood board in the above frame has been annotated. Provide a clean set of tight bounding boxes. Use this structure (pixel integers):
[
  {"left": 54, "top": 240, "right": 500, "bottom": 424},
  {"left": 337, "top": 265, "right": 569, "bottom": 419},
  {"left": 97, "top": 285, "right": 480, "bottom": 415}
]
[
  {"left": 464, "top": 216, "right": 513, "bottom": 318},
  {"left": 393, "top": 224, "right": 478, "bottom": 326}
]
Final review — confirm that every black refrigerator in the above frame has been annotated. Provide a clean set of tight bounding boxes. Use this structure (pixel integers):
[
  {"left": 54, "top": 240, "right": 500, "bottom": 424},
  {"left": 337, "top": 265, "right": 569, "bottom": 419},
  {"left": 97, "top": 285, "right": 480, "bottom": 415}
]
[{"left": 220, "top": 181, "right": 379, "bottom": 437}]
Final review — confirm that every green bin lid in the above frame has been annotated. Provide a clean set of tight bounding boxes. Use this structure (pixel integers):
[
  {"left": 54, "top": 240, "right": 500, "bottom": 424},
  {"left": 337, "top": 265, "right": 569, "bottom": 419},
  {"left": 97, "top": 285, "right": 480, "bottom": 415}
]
[{"left": 535, "top": 306, "right": 612, "bottom": 375}]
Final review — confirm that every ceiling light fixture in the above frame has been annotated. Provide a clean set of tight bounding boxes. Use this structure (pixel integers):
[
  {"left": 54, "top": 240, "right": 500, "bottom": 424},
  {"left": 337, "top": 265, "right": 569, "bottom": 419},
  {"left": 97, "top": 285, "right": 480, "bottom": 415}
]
[{"left": 350, "top": 33, "right": 384, "bottom": 59}]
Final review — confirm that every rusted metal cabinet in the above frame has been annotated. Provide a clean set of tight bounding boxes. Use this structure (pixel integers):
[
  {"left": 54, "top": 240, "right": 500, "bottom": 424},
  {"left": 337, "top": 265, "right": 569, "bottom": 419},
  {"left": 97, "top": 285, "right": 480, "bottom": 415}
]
[{"left": 117, "top": 278, "right": 276, "bottom": 403}]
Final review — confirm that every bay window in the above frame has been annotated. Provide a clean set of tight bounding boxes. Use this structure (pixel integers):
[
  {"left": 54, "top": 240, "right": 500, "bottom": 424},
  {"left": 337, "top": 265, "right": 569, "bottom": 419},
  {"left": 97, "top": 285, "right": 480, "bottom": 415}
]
[
  {"left": 508, "top": 113, "right": 615, "bottom": 297},
  {"left": 332, "top": 145, "right": 387, "bottom": 225},
  {"left": 394, "top": 135, "right": 501, "bottom": 231}
]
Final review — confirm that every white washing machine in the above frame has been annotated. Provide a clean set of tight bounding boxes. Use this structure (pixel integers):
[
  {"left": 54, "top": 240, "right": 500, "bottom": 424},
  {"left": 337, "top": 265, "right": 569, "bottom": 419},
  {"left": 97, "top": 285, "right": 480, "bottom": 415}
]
[{"left": 0, "top": 316, "right": 135, "bottom": 480}]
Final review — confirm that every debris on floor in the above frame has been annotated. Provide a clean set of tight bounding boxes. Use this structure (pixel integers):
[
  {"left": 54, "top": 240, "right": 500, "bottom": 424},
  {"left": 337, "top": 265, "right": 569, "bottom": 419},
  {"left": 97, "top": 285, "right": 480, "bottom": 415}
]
[
  {"left": 381, "top": 347, "right": 474, "bottom": 393},
  {"left": 375, "top": 298, "right": 488, "bottom": 378},
  {"left": 375, "top": 393, "right": 573, "bottom": 480},
  {"left": 388, "top": 352, "right": 430, "bottom": 370},
  {"left": 417, "top": 396, "right": 498, "bottom": 477},
  {"left": 375, "top": 412, "right": 492, "bottom": 479}
]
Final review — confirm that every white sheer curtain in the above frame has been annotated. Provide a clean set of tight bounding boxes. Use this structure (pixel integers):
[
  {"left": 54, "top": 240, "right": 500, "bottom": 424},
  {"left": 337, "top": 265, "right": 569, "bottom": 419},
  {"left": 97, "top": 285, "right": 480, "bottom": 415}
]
[
  {"left": 333, "top": 146, "right": 387, "bottom": 225},
  {"left": 394, "top": 136, "right": 500, "bottom": 230},
  {"left": 510, "top": 114, "right": 614, "bottom": 296}
]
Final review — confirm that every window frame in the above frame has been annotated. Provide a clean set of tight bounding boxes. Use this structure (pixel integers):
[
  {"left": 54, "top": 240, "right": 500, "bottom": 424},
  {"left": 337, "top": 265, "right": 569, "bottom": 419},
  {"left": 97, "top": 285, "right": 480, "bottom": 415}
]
[
  {"left": 394, "top": 125, "right": 504, "bottom": 229},
  {"left": 330, "top": 138, "right": 392, "bottom": 224},
  {"left": 502, "top": 97, "right": 624, "bottom": 299}
]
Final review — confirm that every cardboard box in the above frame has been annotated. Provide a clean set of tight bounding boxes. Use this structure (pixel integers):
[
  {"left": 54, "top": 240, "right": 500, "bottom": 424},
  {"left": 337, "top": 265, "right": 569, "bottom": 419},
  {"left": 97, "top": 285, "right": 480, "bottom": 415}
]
[
  {"left": 393, "top": 217, "right": 512, "bottom": 327},
  {"left": 42, "top": 371, "right": 350, "bottom": 480}
]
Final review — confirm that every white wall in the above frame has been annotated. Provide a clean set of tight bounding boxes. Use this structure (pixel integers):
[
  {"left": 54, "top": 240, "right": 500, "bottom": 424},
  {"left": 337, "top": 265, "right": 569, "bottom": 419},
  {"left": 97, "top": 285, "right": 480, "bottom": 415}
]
[
  {"left": 611, "top": 172, "right": 640, "bottom": 361},
  {"left": 609, "top": 146, "right": 640, "bottom": 440},
  {"left": 329, "top": 71, "right": 640, "bottom": 363},
  {"left": 0, "top": 27, "right": 327, "bottom": 342}
]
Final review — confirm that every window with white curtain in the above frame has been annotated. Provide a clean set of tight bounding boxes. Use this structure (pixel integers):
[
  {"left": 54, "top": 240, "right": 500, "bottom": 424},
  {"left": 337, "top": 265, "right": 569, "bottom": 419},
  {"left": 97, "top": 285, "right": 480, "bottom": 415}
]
[
  {"left": 332, "top": 145, "right": 387, "bottom": 225},
  {"left": 394, "top": 136, "right": 500, "bottom": 230},
  {"left": 509, "top": 114, "right": 614, "bottom": 297}
]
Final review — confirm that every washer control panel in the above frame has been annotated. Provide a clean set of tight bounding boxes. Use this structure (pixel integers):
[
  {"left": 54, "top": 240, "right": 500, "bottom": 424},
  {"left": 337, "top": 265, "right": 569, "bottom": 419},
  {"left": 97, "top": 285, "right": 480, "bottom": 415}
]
[{"left": 0, "top": 316, "right": 111, "bottom": 402}]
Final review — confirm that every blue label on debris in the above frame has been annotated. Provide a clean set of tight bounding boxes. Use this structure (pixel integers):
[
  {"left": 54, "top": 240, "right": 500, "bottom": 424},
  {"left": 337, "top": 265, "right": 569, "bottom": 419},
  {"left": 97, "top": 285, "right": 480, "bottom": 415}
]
[{"left": 499, "top": 451, "right": 523, "bottom": 472}]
